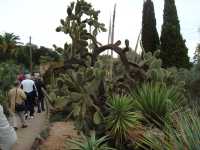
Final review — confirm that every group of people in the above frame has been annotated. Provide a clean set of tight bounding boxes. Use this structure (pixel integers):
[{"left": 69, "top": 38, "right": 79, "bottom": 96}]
[{"left": 0, "top": 72, "right": 46, "bottom": 150}]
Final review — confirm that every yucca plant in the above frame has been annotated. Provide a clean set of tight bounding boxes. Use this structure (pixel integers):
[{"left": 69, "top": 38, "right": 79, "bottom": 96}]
[
  {"left": 106, "top": 95, "right": 141, "bottom": 144},
  {"left": 68, "top": 132, "right": 116, "bottom": 150},
  {"left": 132, "top": 82, "right": 184, "bottom": 126},
  {"left": 140, "top": 109, "right": 200, "bottom": 150}
]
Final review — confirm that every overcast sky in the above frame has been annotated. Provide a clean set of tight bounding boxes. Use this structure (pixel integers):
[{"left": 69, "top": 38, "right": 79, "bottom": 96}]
[{"left": 0, "top": 0, "right": 199, "bottom": 58}]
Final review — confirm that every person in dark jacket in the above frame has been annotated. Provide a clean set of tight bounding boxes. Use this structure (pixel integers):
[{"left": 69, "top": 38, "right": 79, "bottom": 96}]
[{"left": 34, "top": 73, "right": 46, "bottom": 113}]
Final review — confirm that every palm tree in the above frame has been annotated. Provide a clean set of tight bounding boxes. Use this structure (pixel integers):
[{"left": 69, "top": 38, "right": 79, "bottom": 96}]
[{"left": 0, "top": 32, "right": 21, "bottom": 59}]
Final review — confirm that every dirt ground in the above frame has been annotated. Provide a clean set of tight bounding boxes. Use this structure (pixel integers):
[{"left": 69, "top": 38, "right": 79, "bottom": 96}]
[{"left": 39, "top": 121, "right": 80, "bottom": 150}]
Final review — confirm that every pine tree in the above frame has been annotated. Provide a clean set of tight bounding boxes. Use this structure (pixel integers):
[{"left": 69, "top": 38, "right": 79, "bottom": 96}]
[
  {"left": 160, "top": 0, "right": 190, "bottom": 68},
  {"left": 142, "top": 0, "right": 160, "bottom": 54}
]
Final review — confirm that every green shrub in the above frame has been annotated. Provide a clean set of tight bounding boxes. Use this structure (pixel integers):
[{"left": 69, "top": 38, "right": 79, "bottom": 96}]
[
  {"left": 0, "top": 61, "right": 19, "bottom": 90},
  {"left": 0, "top": 61, "right": 19, "bottom": 106},
  {"left": 132, "top": 82, "right": 184, "bottom": 125}
]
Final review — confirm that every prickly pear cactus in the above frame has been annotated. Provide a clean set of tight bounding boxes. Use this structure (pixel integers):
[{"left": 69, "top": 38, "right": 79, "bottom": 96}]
[
  {"left": 56, "top": 0, "right": 106, "bottom": 68},
  {"left": 54, "top": 1, "right": 108, "bottom": 133},
  {"left": 55, "top": 67, "right": 106, "bottom": 132}
]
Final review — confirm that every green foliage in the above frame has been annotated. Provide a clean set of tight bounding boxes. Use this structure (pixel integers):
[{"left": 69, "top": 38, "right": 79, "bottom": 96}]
[
  {"left": 183, "top": 45, "right": 200, "bottom": 97},
  {"left": 109, "top": 50, "right": 165, "bottom": 95},
  {"left": 160, "top": 0, "right": 190, "bottom": 68},
  {"left": 142, "top": 0, "right": 160, "bottom": 53},
  {"left": 148, "top": 66, "right": 187, "bottom": 91},
  {"left": 140, "top": 109, "right": 200, "bottom": 150},
  {"left": 0, "top": 62, "right": 19, "bottom": 91},
  {"left": 132, "top": 82, "right": 184, "bottom": 125},
  {"left": 0, "top": 33, "right": 22, "bottom": 105},
  {"left": 146, "top": 52, "right": 196, "bottom": 106},
  {"left": 186, "top": 60, "right": 200, "bottom": 103},
  {"left": 143, "top": 51, "right": 188, "bottom": 99},
  {"left": 15, "top": 45, "right": 62, "bottom": 68},
  {"left": 108, "top": 49, "right": 145, "bottom": 95},
  {"left": 145, "top": 50, "right": 196, "bottom": 106},
  {"left": 68, "top": 132, "right": 116, "bottom": 150},
  {"left": 106, "top": 95, "right": 141, "bottom": 144},
  {"left": 38, "top": 46, "right": 62, "bottom": 64},
  {"left": 112, "top": 49, "right": 141, "bottom": 78},
  {"left": 95, "top": 55, "right": 112, "bottom": 75},
  {"left": 0, "top": 32, "right": 62, "bottom": 68},
  {"left": 193, "top": 43, "right": 200, "bottom": 64},
  {"left": 0, "top": 91, "right": 6, "bottom": 105},
  {"left": 14, "top": 46, "right": 30, "bottom": 68},
  {"left": 0, "top": 61, "right": 19, "bottom": 105}
]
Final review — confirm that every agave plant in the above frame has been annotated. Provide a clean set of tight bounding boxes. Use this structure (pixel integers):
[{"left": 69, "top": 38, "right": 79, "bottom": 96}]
[
  {"left": 132, "top": 82, "right": 184, "bottom": 126},
  {"left": 68, "top": 132, "right": 115, "bottom": 150},
  {"left": 140, "top": 109, "right": 200, "bottom": 150},
  {"left": 106, "top": 95, "right": 141, "bottom": 144}
]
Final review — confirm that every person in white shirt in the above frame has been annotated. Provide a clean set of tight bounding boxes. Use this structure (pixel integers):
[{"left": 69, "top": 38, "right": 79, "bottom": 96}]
[
  {"left": 21, "top": 74, "right": 38, "bottom": 118},
  {"left": 0, "top": 104, "right": 17, "bottom": 150}
]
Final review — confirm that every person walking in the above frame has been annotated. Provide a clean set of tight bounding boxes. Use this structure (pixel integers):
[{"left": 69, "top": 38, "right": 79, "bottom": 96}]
[
  {"left": 0, "top": 104, "right": 17, "bottom": 150},
  {"left": 8, "top": 81, "right": 27, "bottom": 129},
  {"left": 17, "top": 73, "right": 25, "bottom": 83},
  {"left": 21, "top": 74, "right": 38, "bottom": 119},
  {"left": 34, "top": 73, "right": 46, "bottom": 113}
]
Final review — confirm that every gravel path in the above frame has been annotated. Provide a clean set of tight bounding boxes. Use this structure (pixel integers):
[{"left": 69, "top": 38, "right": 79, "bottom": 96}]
[{"left": 13, "top": 111, "right": 47, "bottom": 150}]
